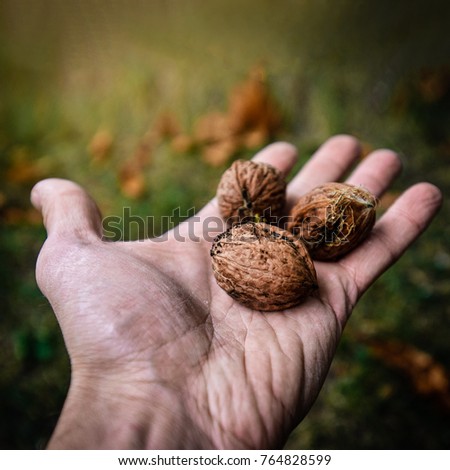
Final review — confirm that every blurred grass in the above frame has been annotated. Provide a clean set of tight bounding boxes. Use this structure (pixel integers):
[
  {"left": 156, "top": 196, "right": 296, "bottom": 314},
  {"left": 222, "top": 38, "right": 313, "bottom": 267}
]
[{"left": 1, "top": 0, "right": 450, "bottom": 449}]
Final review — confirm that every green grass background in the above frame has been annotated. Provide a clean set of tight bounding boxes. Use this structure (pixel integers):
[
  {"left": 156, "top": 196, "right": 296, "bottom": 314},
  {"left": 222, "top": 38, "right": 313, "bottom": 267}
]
[{"left": 1, "top": 0, "right": 449, "bottom": 449}]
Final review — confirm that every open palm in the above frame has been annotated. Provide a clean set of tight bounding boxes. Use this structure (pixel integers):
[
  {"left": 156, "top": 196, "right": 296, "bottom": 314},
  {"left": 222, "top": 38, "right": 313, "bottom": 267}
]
[{"left": 32, "top": 135, "right": 441, "bottom": 449}]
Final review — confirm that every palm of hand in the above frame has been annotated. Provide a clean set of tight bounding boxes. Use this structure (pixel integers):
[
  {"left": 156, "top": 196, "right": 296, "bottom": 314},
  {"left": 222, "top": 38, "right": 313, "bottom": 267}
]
[
  {"left": 32, "top": 137, "right": 441, "bottom": 449},
  {"left": 41, "top": 225, "right": 345, "bottom": 448}
]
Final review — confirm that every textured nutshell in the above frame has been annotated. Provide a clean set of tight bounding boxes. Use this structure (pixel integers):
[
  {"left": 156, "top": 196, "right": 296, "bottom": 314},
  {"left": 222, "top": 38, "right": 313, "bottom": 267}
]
[
  {"left": 217, "top": 160, "right": 286, "bottom": 225},
  {"left": 288, "top": 182, "right": 377, "bottom": 261},
  {"left": 210, "top": 222, "right": 318, "bottom": 311}
]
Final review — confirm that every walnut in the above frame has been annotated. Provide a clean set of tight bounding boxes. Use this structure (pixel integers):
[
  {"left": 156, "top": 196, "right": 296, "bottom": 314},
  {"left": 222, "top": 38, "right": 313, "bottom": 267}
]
[
  {"left": 288, "top": 182, "right": 377, "bottom": 261},
  {"left": 210, "top": 222, "right": 318, "bottom": 311},
  {"left": 216, "top": 160, "right": 286, "bottom": 225}
]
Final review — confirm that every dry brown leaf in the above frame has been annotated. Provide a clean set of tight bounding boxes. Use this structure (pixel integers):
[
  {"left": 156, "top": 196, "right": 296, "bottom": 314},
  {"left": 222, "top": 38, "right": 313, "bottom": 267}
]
[
  {"left": 2, "top": 207, "right": 42, "bottom": 225},
  {"left": 368, "top": 339, "right": 450, "bottom": 411},
  {"left": 88, "top": 128, "right": 114, "bottom": 162},
  {"left": 202, "top": 139, "right": 240, "bottom": 167},
  {"left": 171, "top": 134, "right": 195, "bottom": 154},
  {"left": 132, "top": 138, "right": 153, "bottom": 168},
  {"left": 417, "top": 66, "right": 450, "bottom": 103},
  {"left": 117, "top": 126, "right": 157, "bottom": 199},
  {"left": 162, "top": 65, "right": 283, "bottom": 165},
  {"left": 378, "top": 191, "right": 401, "bottom": 210},
  {"left": 438, "top": 140, "right": 450, "bottom": 158},
  {"left": 118, "top": 164, "right": 146, "bottom": 199},
  {"left": 360, "top": 142, "right": 374, "bottom": 159},
  {"left": 193, "top": 111, "right": 233, "bottom": 144},
  {"left": 6, "top": 147, "right": 43, "bottom": 184},
  {"left": 241, "top": 127, "right": 269, "bottom": 149},
  {"left": 152, "top": 112, "right": 181, "bottom": 142},
  {"left": 227, "top": 66, "right": 281, "bottom": 136}
]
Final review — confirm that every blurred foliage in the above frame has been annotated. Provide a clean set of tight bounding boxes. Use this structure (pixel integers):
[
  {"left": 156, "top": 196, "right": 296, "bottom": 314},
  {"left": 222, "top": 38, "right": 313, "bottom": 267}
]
[{"left": 0, "top": 0, "right": 449, "bottom": 449}]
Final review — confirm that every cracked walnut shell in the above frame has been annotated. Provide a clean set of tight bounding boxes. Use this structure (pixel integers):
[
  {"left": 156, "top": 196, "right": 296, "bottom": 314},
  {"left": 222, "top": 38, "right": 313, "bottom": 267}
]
[
  {"left": 288, "top": 182, "right": 377, "bottom": 261},
  {"left": 210, "top": 222, "right": 318, "bottom": 311},
  {"left": 217, "top": 160, "right": 286, "bottom": 224}
]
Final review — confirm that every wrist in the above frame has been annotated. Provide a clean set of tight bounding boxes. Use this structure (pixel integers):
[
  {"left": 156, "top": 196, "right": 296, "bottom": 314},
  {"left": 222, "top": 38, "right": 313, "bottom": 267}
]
[{"left": 48, "top": 370, "right": 211, "bottom": 449}]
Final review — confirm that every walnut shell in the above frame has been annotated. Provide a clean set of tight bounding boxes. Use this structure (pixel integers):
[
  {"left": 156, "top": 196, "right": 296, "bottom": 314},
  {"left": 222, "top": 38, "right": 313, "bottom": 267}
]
[
  {"left": 288, "top": 182, "right": 377, "bottom": 261},
  {"left": 210, "top": 222, "right": 318, "bottom": 311},
  {"left": 217, "top": 160, "right": 286, "bottom": 225}
]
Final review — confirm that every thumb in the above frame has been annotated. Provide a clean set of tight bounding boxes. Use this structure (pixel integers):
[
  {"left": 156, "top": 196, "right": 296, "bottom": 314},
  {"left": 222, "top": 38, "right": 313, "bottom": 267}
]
[{"left": 31, "top": 178, "right": 103, "bottom": 241}]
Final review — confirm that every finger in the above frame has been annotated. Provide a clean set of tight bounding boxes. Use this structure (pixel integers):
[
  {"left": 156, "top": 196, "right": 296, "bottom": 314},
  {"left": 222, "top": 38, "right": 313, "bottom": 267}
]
[
  {"left": 287, "top": 134, "right": 361, "bottom": 207},
  {"left": 345, "top": 149, "right": 403, "bottom": 197},
  {"left": 251, "top": 141, "right": 298, "bottom": 177},
  {"left": 31, "top": 178, "right": 103, "bottom": 242},
  {"left": 339, "top": 182, "right": 442, "bottom": 302},
  {"left": 198, "top": 141, "right": 298, "bottom": 220}
]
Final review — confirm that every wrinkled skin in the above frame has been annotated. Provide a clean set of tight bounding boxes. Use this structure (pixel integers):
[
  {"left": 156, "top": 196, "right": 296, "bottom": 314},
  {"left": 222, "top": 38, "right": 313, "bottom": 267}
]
[{"left": 31, "top": 136, "right": 442, "bottom": 449}]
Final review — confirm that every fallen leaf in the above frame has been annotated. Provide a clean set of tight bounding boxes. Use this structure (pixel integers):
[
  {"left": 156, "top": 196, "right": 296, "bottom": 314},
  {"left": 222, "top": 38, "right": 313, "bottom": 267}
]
[
  {"left": 163, "top": 64, "right": 283, "bottom": 165},
  {"left": 131, "top": 138, "right": 153, "bottom": 168},
  {"left": 368, "top": 339, "right": 450, "bottom": 411},
  {"left": 360, "top": 142, "right": 374, "bottom": 159},
  {"left": 193, "top": 111, "right": 233, "bottom": 144},
  {"left": 202, "top": 139, "right": 239, "bottom": 167},
  {"left": 417, "top": 66, "right": 450, "bottom": 103},
  {"left": 378, "top": 191, "right": 401, "bottom": 210},
  {"left": 171, "top": 134, "right": 195, "bottom": 154},
  {"left": 117, "top": 125, "right": 157, "bottom": 199},
  {"left": 6, "top": 147, "right": 43, "bottom": 184},
  {"left": 241, "top": 127, "right": 269, "bottom": 149},
  {"left": 88, "top": 128, "right": 114, "bottom": 162},
  {"left": 152, "top": 112, "right": 181, "bottom": 142},
  {"left": 227, "top": 65, "right": 281, "bottom": 136},
  {"left": 1, "top": 207, "right": 42, "bottom": 225},
  {"left": 118, "top": 164, "right": 146, "bottom": 199}
]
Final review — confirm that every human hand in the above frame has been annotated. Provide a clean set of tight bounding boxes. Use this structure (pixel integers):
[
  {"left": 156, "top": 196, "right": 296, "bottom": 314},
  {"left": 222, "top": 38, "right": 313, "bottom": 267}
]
[{"left": 31, "top": 135, "right": 442, "bottom": 449}]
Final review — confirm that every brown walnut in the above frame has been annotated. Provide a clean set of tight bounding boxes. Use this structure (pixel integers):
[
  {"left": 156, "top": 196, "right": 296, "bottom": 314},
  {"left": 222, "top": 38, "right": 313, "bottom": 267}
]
[
  {"left": 210, "top": 222, "right": 318, "bottom": 311},
  {"left": 288, "top": 182, "right": 377, "bottom": 261},
  {"left": 217, "top": 160, "right": 286, "bottom": 225}
]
